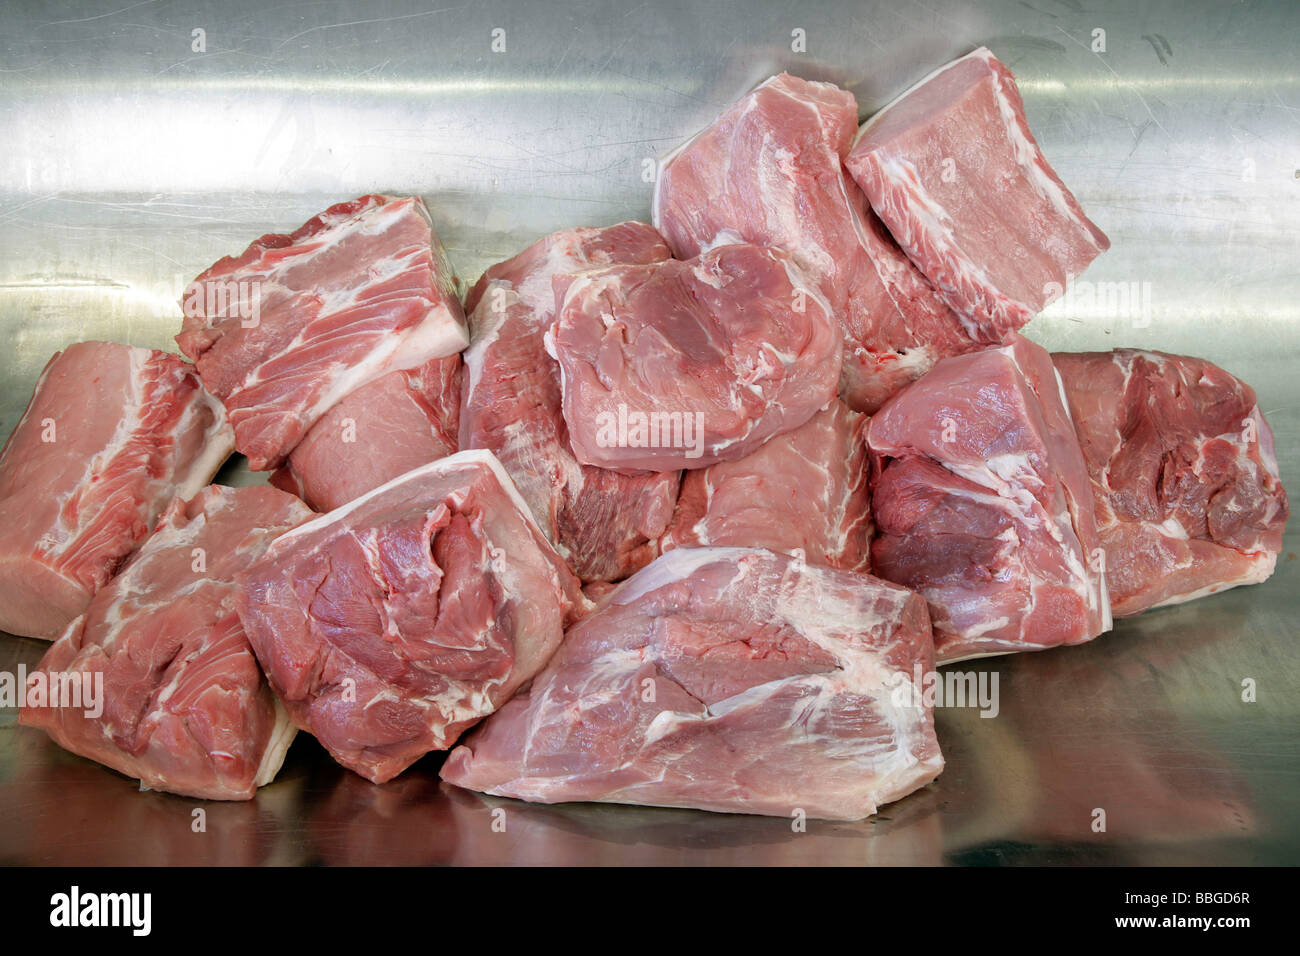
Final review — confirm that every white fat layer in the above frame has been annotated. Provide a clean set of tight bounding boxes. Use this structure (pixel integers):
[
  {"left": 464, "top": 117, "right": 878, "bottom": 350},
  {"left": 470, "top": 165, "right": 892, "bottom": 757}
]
[
  {"left": 173, "top": 390, "right": 236, "bottom": 501},
  {"left": 936, "top": 648, "right": 1020, "bottom": 665},
  {"left": 776, "top": 257, "right": 836, "bottom": 331},
  {"left": 293, "top": 301, "right": 468, "bottom": 433},
  {"left": 460, "top": 284, "right": 511, "bottom": 417},
  {"left": 986, "top": 66, "right": 1105, "bottom": 250},
  {"left": 868, "top": 153, "right": 997, "bottom": 332},
  {"left": 695, "top": 229, "right": 746, "bottom": 254},
  {"left": 951, "top": 613, "right": 1014, "bottom": 641},
  {"left": 870, "top": 342, "right": 938, "bottom": 377},
  {"left": 511, "top": 234, "right": 605, "bottom": 313},
  {"left": 253, "top": 696, "right": 298, "bottom": 787},
  {"left": 1156, "top": 516, "right": 1190, "bottom": 541},
  {"left": 1247, "top": 407, "right": 1281, "bottom": 477},
  {"left": 271, "top": 448, "right": 549, "bottom": 551},
  {"left": 1146, "top": 553, "right": 1278, "bottom": 610}
]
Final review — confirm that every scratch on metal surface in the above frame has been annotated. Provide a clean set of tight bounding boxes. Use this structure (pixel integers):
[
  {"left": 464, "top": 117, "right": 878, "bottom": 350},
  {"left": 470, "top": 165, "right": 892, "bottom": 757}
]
[
  {"left": 0, "top": 60, "right": 55, "bottom": 74},
  {"left": 271, "top": 6, "right": 471, "bottom": 53},
  {"left": 40, "top": 0, "right": 161, "bottom": 27},
  {"left": 39, "top": 197, "right": 253, "bottom": 226},
  {"left": 898, "top": 0, "right": 963, "bottom": 30},
  {"left": 604, "top": 68, "right": 706, "bottom": 104},
  {"left": 1125, "top": 119, "right": 1154, "bottom": 160},
  {"left": 1141, "top": 34, "right": 1173, "bottom": 67},
  {"left": 116, "top": 239, "right": 187, "bottom": 269},
  {"left": 0, "top": 279, "right": 132, "bottom": 290},
  {"left": 593, "top": 33, "right": 635, "bottom": 77},
  {"left": 154, "top": 49, "right": 252, "bottom": 76},
  {"left": 1017, "top": 2, "right": 1060, "bottom": 20},
  {"left": 550, "top": 34, "right": 579, "bottom": 76},
  {"left": 1056, "top": 25, "right": 1170, "bottom": 139},
  {"left": 0, "top": 194, "right": 57, "bottom": 225}
]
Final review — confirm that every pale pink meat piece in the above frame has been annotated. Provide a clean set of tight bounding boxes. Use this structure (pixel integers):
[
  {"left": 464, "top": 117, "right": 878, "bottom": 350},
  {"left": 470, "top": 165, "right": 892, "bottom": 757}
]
[
  {"left": 460, "top": 223, "right": 680, "bottom": 582},
  {"left": 846, "top": 47, "right": 1110, "bottom": 334},
  {"left": 442, "top": 546, "right": 944, "bottom": 821},
  {"left": 270, "top": 354, "right": 461, "bottom": 512},
  {"left": 176, "top": 194, "right": 468, "bottom": 470},
  {"left": 660, "top": 399, "right": 871, "bottom": 571},
  {"left": 0, "top": 341, "right": 233, "bottom": 639},
  {"left": 547, "top": 243, "right": 841, "bottom": 471},
  {"left": 1053, "top": 349, "right": 1288, "bottom": 616},
  {"left": 19, "top": 485, "right": 312, "bottom": 800},
  {"left": 654, "top": 72, "right": 981, "bottom": 414},
  {"left": 237, "top": 450, "right": 587, "bottom": 784},
  {"left": 868, "top": 335, "right": 1111, "bottom": 662}
]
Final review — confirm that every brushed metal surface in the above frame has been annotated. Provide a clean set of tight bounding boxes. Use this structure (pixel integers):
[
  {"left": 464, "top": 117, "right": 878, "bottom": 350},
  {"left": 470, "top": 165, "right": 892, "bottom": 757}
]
[{"left": 0, "top": 0, "right": 1296, "bottom": 865}]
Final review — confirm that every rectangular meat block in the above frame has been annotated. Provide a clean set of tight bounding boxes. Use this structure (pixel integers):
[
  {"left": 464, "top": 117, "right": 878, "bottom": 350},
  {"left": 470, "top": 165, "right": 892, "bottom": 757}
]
[
  {"left": 0, "top": 341, "right": 233, "bottom": 639},
  {"left": 654, "top": 72, "right": 983, "bottom": 414},
  {"left": 237, "top": 449, "right": 587, "bottom": 784},
  {"left": 270, "top": 354, "right": 461, "bottom": 512},
  {"left": 660, "top": 399, "right": 872, "bottom": 571},
  {"left": 846, "top": 47, "right": 1110, "bottom": 334},
  {"left": 19, "top": 485, "right": 313, "bottom": 800},
  {"left": 868, "top": 335, "right": 1111, "bottom": 662},
  {"left": 1053, "top": 349, "right": 1288, "bottom": 616},
  {"left": 460, "top": 223, "right": 680, "bottom": 582},
  {"left": 547, "top": 243, "right": 841, "bottom": 471},
  {"left": 441, "top": 546, "right": 944, "bottom": 821},
  {"left": 176, "top": 194, "right": 468, "bottom": 470}
]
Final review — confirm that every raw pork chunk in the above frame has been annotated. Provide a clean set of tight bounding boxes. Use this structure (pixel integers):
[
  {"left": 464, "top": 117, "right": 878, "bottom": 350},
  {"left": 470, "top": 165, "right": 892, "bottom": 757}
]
[
  {"left": 441, "top": 547, "right": 944, "bottom": 821},
  {"left": 271, "top": 354, "right": 461, "bottom": 512},
  {"left": 654, "top": 72, "right": 980, "bottom": 414},
  {"left": 0, "top": 342, "right": 233, "bottom": 639},
  {"left": 548, "top": 243, "right": 841, "bottom": 471},
  {"left": 660, "top": 399, "right": 871, "bottom": 571},
  {"left": 846, "top": 47, "right": 1110, "bottom": 334},
  {"left": 1053, "top": 349, "right": 1288, "bottom": 616},
  {"left": 868, "top": 335, "right": 1110, "bottom": 662},
  {"left": 461, "top": 223, "right": 680, "bottom": 582},
  {"left": 176, "top": 195, "right": 468, "bottom": 470},
  {"left": 19, "top": 485, "right": 312, "bottom": 800},
  {"left": 237, "top": 450, "right": 586, "bottom": 784}
]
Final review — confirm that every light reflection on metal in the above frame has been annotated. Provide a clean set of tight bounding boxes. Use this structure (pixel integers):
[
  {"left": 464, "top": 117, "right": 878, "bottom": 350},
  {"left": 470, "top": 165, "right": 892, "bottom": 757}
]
[{"left": 0, "top": 0, "right": 1296, "bottom": 865}]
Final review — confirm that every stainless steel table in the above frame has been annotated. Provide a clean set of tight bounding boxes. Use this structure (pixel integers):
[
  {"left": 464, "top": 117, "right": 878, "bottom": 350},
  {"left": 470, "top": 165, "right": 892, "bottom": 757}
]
[{"left": 1, "top": 0, "right": 1296, "bottom": 865}]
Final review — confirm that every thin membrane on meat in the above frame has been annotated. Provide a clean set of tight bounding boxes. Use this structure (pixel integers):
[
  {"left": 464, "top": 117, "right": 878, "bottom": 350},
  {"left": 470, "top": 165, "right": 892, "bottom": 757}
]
[{"left": 442, "top": 546, "right": 943, "bottom": 821}]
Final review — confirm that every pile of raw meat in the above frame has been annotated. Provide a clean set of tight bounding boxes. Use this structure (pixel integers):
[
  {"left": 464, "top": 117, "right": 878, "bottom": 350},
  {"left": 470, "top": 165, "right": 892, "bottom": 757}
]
[{"left": 2, "top": 48, "right": 1288, "bottom": 819}]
